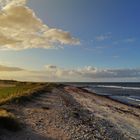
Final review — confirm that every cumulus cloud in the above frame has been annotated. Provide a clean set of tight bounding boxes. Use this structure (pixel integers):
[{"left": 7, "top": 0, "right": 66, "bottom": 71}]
[
  {"left": 0, "top": 0, "right": 79, "bottom": 50},
  {"left": 0, "top": 64, "right": 140, "bottom": 82},
  {"left": 45, "top": 29, "right": 79, "bottom": 45},
  {"left": 44, "top": 65, "right": 140, "bottom": 81}
]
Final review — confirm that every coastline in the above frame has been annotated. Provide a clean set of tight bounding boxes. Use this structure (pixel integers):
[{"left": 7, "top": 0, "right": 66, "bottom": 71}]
[
  {"left": 81, "top": 87, "right": 140, "bottom": 108},
  {"left": 0, "top": 84, "right": 140, "bottom": 140},
  {"left": 64, "top": 85, "right": 140, "bottom": 139}
]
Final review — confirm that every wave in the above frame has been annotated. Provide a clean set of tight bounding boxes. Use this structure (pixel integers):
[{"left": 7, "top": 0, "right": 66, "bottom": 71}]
[
  {"left": 127, "top": 97, "right": 140, "bottom": 102},
  {"left": 96, "top": 85, "right": 140, "bottom": 90},
  {"left": 109, "top": 96, "right": 140, "bottom": 107}
]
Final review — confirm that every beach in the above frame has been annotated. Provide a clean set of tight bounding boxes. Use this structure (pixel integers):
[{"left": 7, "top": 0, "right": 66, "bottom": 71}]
[{"left": 0, "top": 84, "right": 140, "bottom": 140}]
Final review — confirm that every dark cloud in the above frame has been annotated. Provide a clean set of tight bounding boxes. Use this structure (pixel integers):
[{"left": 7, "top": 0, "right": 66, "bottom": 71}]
[{"left": 0, "top": 65, "right": 23, "bottom": 71}]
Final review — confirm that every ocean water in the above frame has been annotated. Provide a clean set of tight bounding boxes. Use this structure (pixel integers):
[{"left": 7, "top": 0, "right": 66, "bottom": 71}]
[{"left": 68, "top": 83, "right": 140, "bottom": 107}]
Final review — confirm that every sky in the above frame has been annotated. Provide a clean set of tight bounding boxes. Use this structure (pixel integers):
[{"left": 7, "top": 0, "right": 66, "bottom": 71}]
[{"left": 0, "top": 0, "right": 140, "bottom": 82}]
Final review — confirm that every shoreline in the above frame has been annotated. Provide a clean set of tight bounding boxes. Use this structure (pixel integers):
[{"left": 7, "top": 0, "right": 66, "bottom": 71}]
[
  {"left": 64, "top": 85, "right": 140, "bottom": 139},
  {"left": 79, "top": 86, "right": 140, "bottom": 109},
  {"left": 0, "top": 84, "right": 140, "bottom": 140}
]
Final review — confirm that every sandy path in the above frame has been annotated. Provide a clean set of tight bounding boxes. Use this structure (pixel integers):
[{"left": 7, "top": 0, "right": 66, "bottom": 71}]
[{"left": 0, "top": 88, "right": 70, "bottom": 140}]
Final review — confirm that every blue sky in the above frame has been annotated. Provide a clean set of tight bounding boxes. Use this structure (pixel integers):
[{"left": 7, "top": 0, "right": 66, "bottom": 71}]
[
  {"left": 0, "top": 0, "right": 140, "bottom": 82},
  {"left": 28, "top": 0, "right": 140, "bottom": 69}
]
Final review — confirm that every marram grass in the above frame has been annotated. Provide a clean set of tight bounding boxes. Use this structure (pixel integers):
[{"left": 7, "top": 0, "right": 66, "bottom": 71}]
[{"left": 0, "top": 81, "right": 45, "bottom": 105}]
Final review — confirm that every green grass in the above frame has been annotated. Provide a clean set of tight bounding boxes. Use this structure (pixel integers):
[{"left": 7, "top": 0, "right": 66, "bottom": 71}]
[
  {"left": 0, "top": 81, "right": 59, "bottom": 105},
  {"left": 0, "top": 81, "right": 45, "bottom": 105},
  {"left": 0, "top": 81, "right": 60, "bottom": 131}
]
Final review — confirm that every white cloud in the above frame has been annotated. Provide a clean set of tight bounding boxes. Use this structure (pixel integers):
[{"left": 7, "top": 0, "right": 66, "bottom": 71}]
[
  {"left": 0, "top": 64, "right": 140, "bottom": 82},
  {"left": 0, "top": 0, "right": 26, "bottom": 9},
  {"left": 123, "top": 38, "right": 136, "bottom": 43},
  {"left": 114, "top": 38, "right": 136, "bottom": 45},
  {"left": 0, "top": 0, "right": 79, "bottom": 50},
  {"left": 95, "top": 33, "right": 112, "bottom": 41},
  {"left": 44, "top": 65, "right": 140, "bottom": 81}
]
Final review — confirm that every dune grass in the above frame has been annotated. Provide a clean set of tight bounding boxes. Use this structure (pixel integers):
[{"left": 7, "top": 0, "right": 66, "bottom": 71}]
[
  {"left": 0, "top": 80, "right": 46, "bottom": 131},
  {"left": 0, "top": 81, "right": 59, "bottom": 131},
  {"left": 0, "top": 81, "right": 45, "bottom": 105},
  {"left": 0, "top": 80, "right": 59, "bottom": 105}
]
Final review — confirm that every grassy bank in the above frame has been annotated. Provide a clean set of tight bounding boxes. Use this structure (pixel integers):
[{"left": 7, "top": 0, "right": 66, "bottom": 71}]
[
  {"left": 0, "top": 80, "right": 47, "bottom": 131},
  {"left": 0, "top": 80, "right": 46, "bottom": 105},
  {"left": 0, "top": 80, "right": 60, "bottom": 106}
]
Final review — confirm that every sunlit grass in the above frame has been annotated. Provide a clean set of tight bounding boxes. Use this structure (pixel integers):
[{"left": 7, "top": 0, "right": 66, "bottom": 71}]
[
  {"left": 0, "top": 81, "right": 45, "bottom": 105},
  {"left": 0, "top": 80, "right": 47, "bottom": 131}
]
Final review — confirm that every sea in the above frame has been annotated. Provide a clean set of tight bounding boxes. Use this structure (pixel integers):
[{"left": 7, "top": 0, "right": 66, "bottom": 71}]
[{"left": 67, "top": 82, "right": 140, "bottom": 107}]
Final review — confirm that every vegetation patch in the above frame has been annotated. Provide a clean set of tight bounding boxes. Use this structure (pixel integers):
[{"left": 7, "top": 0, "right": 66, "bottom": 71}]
[
  {"left": 0, "top": 81, "right": 60, "bottom": 134},
  {"left": 0, "top": 81, "right": 46, "bottom": 105},
  {"left": 0, "top": 109, "right": 21, "bottom": 132}
]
